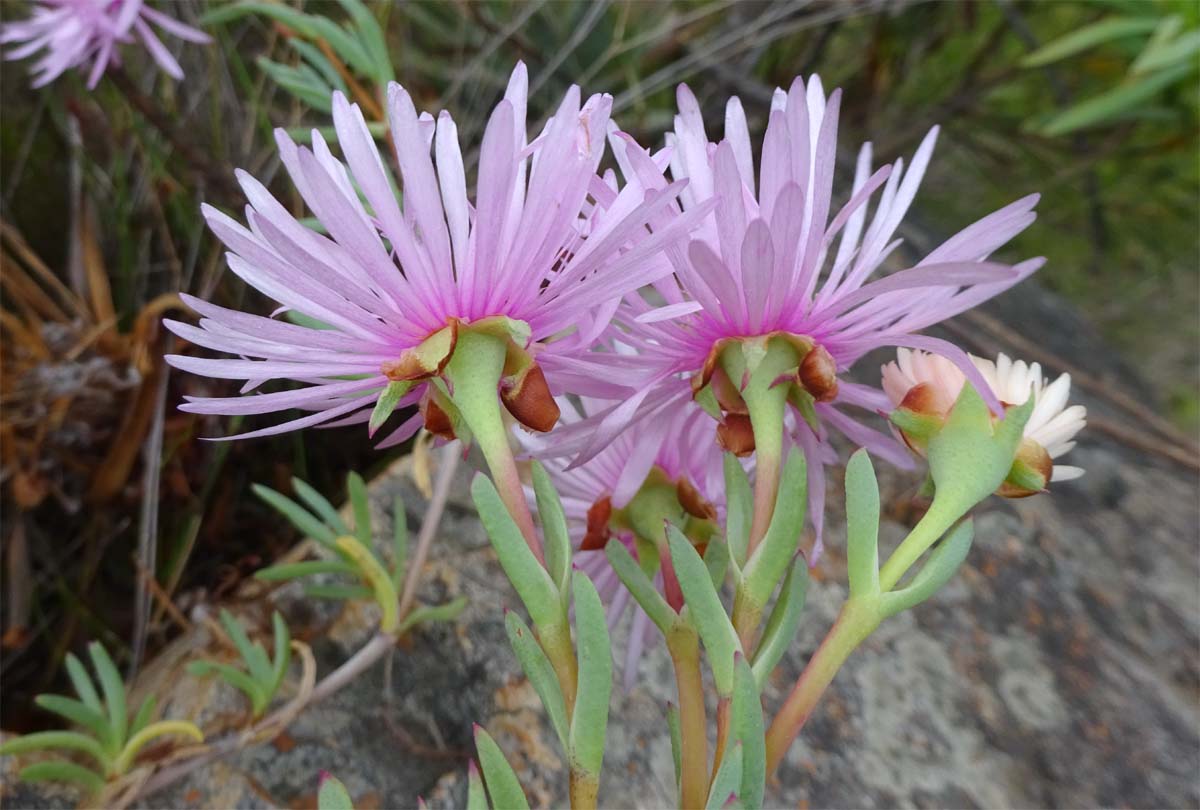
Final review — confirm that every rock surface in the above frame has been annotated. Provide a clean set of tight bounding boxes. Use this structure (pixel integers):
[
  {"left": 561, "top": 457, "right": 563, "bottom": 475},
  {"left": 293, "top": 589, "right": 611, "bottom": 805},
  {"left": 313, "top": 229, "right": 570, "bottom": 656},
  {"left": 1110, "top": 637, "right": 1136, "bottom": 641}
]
[{"left": 3, "top": 280, "right": 1197, "bottom": 810}]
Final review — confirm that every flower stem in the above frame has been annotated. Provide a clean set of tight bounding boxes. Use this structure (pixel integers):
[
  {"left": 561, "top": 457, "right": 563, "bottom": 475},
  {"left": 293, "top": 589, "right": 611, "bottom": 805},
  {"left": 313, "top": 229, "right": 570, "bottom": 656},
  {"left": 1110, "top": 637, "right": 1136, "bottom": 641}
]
[
  {"left": 569, "top": 770, "right": 600, "bottom": 810},
  {"left": 445, "top": 329, "right": 544, "bottom": 564},
  {"left": 764, "top": 598, "right": 880, "bottom": 777},
  {"left": 877, "top": 495, "right": 964, "bottom": 592},
  {"left": 667, "top": 624, "right": 707, "bottom": 810}
]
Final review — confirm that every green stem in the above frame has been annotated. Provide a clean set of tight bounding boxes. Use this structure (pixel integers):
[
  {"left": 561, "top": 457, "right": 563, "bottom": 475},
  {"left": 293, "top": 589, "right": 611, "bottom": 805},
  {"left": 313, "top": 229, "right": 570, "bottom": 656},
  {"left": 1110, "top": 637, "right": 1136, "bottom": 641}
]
[
  {"left": 667, "top": 624, "right": 707, "bottom": 810},
  {"left": 764, "top": 598, "right": 880, "bottom": 777},
  {"left": 445, "top": 329, "right": 543, "bottom": 564},
  {"left": 877, "top": 495, "right": 965, "bottom": 592}
]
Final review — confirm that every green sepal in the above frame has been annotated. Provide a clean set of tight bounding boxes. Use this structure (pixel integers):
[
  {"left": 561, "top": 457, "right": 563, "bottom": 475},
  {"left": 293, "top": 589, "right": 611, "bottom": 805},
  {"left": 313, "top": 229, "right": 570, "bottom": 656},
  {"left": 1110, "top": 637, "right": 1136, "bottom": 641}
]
[
  {"left": 927, "top": 385, "right": 1032, "bottom": 510},
  {"left": 667, "top": 525, "right": 741, "bottom": 698},
  {"left": 889, "top": 407, "right": 942, "bottom": 444},
  {"left": 317, "top": 774, "right": 355, "bottom": 810},
  {"left": 740, "top": 451, "right": 808, "bottom": 607},
  {"left": 474, "top": 726, "right": 531, "bottom": 810},
  {"left": 605, "top": 541, "right": 676, "bottom": 635},
  {"left": 844, "top": 450, "right": 881, "bottom": 600},
  {"left": 730, "top": 655, "right": 765, "bottom": 810},
  {"left": 881, "top": 519, "right": 976, "bottom": 617},
  {"left": 369, "top": 380, "right": 413, "bottom": 437},
  {"left": 750, "top": 555, "right": 808, "bottom": 689},
  {"left": 569, "top": 571, "right": 612, "bottom": 779},
  {"left": 531, "top": 461, "right": 571, "bottom": 594},
  {"left": 470, "top": 475, "right": 561, "bottom": 631},
  {"left": 705, "top": 740, "right": 743, "bottom": 810},
  {"left": 1004, "top": 454, "right": 1048, "bottom": 494},
  {"left": 786, "top": 384, "right": 820, "bottom": 432},
  {"left": 504, "top": 611, "right": 569, "bottom": 750},
  {"left": 694, "top": 384, "right": 722, "bottom": 421},
  {"left": 722, "top": 455, "right": 753, "bottom": 568}
]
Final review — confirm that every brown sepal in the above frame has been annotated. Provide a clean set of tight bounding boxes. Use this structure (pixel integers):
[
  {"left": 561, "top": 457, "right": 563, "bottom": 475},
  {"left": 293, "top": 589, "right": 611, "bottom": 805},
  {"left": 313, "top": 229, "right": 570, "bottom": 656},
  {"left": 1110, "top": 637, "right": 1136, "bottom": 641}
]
[
  {"left": 798, "top": 343, "right": 839, "bottom": 403},
  {"left": 690, "top": 337, "right": 736, "bottom": 396},
  {"left": 676, "top": 477, "right": 718, "bottom": 521},
  {"left": 580, "top": 496, "right": 613, "bottom": 551},
  {"left": 419, "top": 389, "right": 456, "bottom": 440},
  {"left": 997, "top": 438, "right": 1053, "bottom": 499},
  {"left": 716, "top": 413, "right": 756, "bottom": 457},
  {"left": 382, "top": 320, "right": 459, "bottom": 382},
  {"left": 501, "top": 361, "right": 560, "bottom": 432}
]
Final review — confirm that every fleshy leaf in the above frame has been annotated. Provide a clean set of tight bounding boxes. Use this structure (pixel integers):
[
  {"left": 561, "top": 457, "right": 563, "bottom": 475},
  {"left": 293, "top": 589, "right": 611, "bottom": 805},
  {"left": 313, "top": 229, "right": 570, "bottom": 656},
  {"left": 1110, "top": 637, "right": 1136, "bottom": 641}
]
[
  {"left": 474, "top": 727, "right": 531, "bottom": 810},
  {"left": 253, "top": 484, "right": 337, "bottom": 547},
  {"left": 881, "top": 519, "right": 976, "bottom": 616},
  {"left": 723, "top": 455, "right": 753, "bottom": 568},
  {"left": 505, "top": 611, "right": 569, "bottom": 750},
  {"left": 740, "top": 451, "right": 807, "bottom": 608},
  {"left": 471, "top": 475, "right": 560, "bottom": 631},
  {"left": 317, "top": 773, "right": 355, "bottom": 810},
  {"left": 730, "top": 655, "right": 765, "bottom": 810},
  {"left": 1021, "top": 16, "right": 1161, "bottom": 67},
  {"left": 531, "top": 461, "right": 571, "bottom": 594},
  {"left": 705, "top": 537, "right": 730, "bottom": 590},
  {"left": 398, "top": 596, "right": 468, "bottom": 633},
  {"left": 291, "top": 477, "right": 349, "bottom": 536},
  {"left": 845, "top": 451, "right": 881, "bottom": 600},
  {"left": 18, "top": 761, "right": 105, "bottom": 792},
  {"left": 705, "top": 740, "right": 743, "bottom": 810},
  {"left": 569, "top": 571, "right": 612, "bottom": 780},
  {"left": 255, "top": 560, "right": 358, "bottom": 581},
  {"left": 88, "top": 643, "right": 126, "bottom": 750},
  {"left": 605, "top": 541, "right": 675, "bottom": 634},
  {"left": 667, "top": 525, "right": 741, "bottom": 697},
  {"left": 466, "top": 761, "right": 487, "bottom": 810},
  {"left": 750, "top": 555, "right": 808, "bottom": 689},
  {"left": 347, "top": 472, "right": 372, "bottom": 546},
  {"left": 33, "top": 696, "right": 111, "bottom": 747},
  {"left": 666, "top": 703, "right": 682, "bottom": 789}
]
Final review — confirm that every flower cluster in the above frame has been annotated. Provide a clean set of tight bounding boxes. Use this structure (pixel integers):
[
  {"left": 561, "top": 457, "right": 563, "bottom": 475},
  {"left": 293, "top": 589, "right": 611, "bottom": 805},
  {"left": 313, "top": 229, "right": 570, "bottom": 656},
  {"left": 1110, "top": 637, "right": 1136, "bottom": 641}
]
[{"left": 2, "top": 0, "right": 209, "bottom": 88}]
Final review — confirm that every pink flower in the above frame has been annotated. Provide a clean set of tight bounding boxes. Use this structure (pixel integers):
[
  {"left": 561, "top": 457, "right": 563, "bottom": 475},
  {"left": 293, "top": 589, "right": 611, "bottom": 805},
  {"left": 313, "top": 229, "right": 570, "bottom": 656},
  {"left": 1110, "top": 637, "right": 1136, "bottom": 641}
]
[
  {"left": 2, "top": 0, "right": 210, "bottom": 88},
  {"left": 579, "top": 76, "right": 1044, "bottom": 561},
  {"left": 526, "top": 396, "right": 730, "bottom": 689},
  {"left": 882, "top": 349, "right": 1086, "bottom": 487},
  {"left": 167, "top": 65, "right": 706, "bottom": 446}
]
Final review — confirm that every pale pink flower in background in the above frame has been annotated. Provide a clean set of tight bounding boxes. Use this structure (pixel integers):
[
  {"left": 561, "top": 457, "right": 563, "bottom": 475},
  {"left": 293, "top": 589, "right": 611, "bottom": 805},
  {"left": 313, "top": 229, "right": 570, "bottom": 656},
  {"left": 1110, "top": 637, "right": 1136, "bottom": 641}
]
[
  {"left": 525, "top": 396, "right": 731, "bottom": 690},
  {"left": 882, "top": 348, "right": 1086, "bottom": 483},
  {"left": 565, "top": 75, "right": 1045, "bottom": 561},
  {"left": 167, "top": 64, "right": 707, "bottom": 447},
  {"left": 1, "top": 0, "right": 210, "bottom": 88}
]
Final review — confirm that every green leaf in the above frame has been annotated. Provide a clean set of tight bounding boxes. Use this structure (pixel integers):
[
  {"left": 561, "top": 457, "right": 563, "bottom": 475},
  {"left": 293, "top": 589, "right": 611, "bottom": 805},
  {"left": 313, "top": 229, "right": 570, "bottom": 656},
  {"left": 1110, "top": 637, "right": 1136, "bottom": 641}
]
[
  {"left": 667, "top": 525, "right": 741, "bottom": 697},
  {"left": 666, "top": 703, "right": 682, "bottom": 789},
  {"left": 186, "top": 661, "right": 266, "bottom": 715},
  {"left": 398, "top": 596, "right": 468, "bottom": 633},
  {"left": 270, "top": 612, "right": 292, "bottom": 698},
  {"left": 255, "top": 560, "right": 358, "bottom": 581},
  {"left": 0, "top": 731, "right": 109, "bottom": 769},
  {"left": 347, "top": 472, "right": 372, "bottom": 546},
  {"left": 740, "top": 451, "right": 807, "bottom": 609},
  {"left": 881, "top": 519, "right": 976, "bottom": 617},
  {"left": 256, "top": 57, "right": 334, "bottom": 112},
  {"left": 336, "top": 0, "right": 394, "bottom": 86},
  {"left": 1040, "top": 61, "right": 1194, "bottom": 136},
  {"left": 844, "top": 450, "right": 881, "bottom": 600},
  {"left": 303, "top": 583, "right": 374, "bottom": 600},
  {"left": 750, "top": 555, "right": 808, "bottom": 689},
  {"left": 64, "top": 653, "right": 103, "bottom": 713},
  {"left": 369, "top": 381, "right": 412, "bottom": 438},
  {"left": 470, "top": 475, "right": 561, "bottom": 631},
  {"left": 1129, "top": 14, "right": 1186, "bottom": 74},
  {"left": 318, "top": 774, "right": 355, "bottom": 810},
  {"left": 704, "top": 537, "right": 730, "bottom": 590},
  {"left": 130, "top": 695, "right": 156, "bottom": 738},
  {"left": 334, "top": 535, "right": 399, "bottom": 634},
  {"left": 504, "top": 611, "right": 569, "bottom": 750},
  {"left": 723, "top": 455, "right": 753, "bottom": 568},
  {"left": 474, "top": 727, "right": 530, "bottom": 810},
  {"left": 391, "top": 495, "right": 408, "bottom": 588},
  {"left": 466, "top": 761, "right": 488, "bottom": 810},
  {"left": 219, "top": 610, "right": 272, "bottom": 687},
  {"left": 201, "top": 0, "right": 320, "bottom": 32},
  {"left": 291, "top": 477, "right": 349, "bottom": 536},
  {"left": 1021, "top": 17, "right": 1161, "bottom": 67},
  {"left": 309, "top": 16, "right": 377, "bottom": 79},
  {"left": 569, "top": 572, "right": 612, "bottom": 780},
  {"left": 730, "top": 656, "right": 765, "bottom": 810},
  {"left": 18, "top": 761, "right": 105, "bottom": 792},
  {"left": 531, "top": 461, "right": 571, "bottom": 594},
  {"left": 34, "top": 695, "right": 111, "bottom": 746},
  {"left": 290, "top": 39, "right": 348, "bottom": 94},
  {"left": 705, "top": 740, "right": 743, "bottom": 810},
  {"left": 1132, "top": 30, "right": 1200, "bottom": 74},
  {"left": 604, "top": 541, "right": 675, "bottom": 634},
  {"left": 253, "top": 484, "right": 337, "bottom": 546},
  {"left": 88, "top": 643, "right": 127, "bottom": 749}
]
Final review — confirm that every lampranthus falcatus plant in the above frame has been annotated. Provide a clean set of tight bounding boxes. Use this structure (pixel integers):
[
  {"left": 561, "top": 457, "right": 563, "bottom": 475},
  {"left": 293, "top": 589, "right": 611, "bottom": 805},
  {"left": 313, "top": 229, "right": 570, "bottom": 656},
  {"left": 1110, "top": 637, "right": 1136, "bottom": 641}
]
[{"left": 149, "top": 62, "right": 1086, "bottom": 809}]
